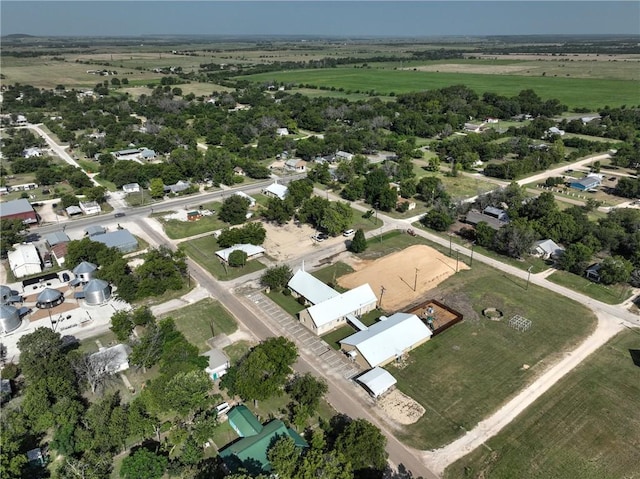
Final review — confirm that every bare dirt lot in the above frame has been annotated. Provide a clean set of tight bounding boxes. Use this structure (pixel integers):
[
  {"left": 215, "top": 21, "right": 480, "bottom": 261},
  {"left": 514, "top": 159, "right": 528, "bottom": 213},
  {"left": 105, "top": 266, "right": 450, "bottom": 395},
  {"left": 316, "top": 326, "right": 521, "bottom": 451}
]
[
  {"left": 339, "top": 245, "right": 469, "bottom": 312},
  {"left": 262, "top": 220, "right": 346, "bottom": 262},
  {"left": 378, "top": 389, "right": 425, "bottom": 425}
]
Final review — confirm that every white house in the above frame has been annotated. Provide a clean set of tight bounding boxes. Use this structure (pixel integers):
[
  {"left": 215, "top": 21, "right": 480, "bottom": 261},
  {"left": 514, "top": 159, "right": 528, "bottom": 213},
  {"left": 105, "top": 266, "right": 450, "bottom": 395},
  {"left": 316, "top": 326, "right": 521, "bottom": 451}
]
[
  {"left": 335, "top": 151, "right": 354, "bottom": 161},
  {"left": 284, "top": 159, "right": 307, "bottom": 172},
  {"left": 22, "top": 147, "right": 42, "bottom": 158},
  {"left": 8, "top": 243, "right": 42, "bottom": 278},
  {"left": 122, "top": 183, "right": 140, "bottom": 194},
  {"left": 215, "top": 244, "right": 265, "bottom": 263},
  {"left": 276, "top": 127, "right": 289, "bottom": 136},
  {"left": 263, "top": 182, "right": 288, "bottom": 201},
  {"left": 288, "top": 267, "right": 340, "bottom": 306},
  {"left": 532, "top": 239, "right": 564, "bottom": 260},
  {"left": 340, "top": 312, "right": 432, "bottom": 369},
  {"left": 79, "top": 201, "right": 102, "bottom": 215},
  {"left": 203, "top": 348, "right": 231, "bottom": 380},
  {"left": 299, "top": 284, "right": 377, "bottom": 336},
  {"left": 89, "top": 344, "right": 131, "bottom": 374},
  {"left": 357, "top": 367, "right": 397, "bottom": 398},
  {"left": 548, "top": 127, "right": 565, "bottom": 136},
  {"left": 233, "top": 191, "right": 256, "bottom": 207}
]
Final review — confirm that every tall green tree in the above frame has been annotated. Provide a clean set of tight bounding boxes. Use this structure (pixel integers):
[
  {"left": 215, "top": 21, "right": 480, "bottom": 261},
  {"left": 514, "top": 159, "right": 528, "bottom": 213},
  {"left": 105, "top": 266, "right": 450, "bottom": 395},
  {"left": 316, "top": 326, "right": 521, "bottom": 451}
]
[
  {"left": 260, "top": 265, "right": 293, "bottom": 291},
  {"left": 335, "top": 419, "right": 388, "bottom": 476},
  {"left": 120, "top": 449, "right": 167, "bottom": 479},
  {"left": 219, "top": 195, "right": 251, "bottom": 225},
  {"left": 0, "top": 219, "right": 26, "bottom": 257},
  {"left": 349, "top": 229, "right": 367, "bottom": 253}
]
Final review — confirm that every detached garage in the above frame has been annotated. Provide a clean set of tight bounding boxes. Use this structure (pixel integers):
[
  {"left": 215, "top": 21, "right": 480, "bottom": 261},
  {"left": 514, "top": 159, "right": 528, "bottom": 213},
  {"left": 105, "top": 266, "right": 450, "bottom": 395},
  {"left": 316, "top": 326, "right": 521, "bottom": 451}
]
[{"left": 357, "top": 367, "right": 397, "bottom": 398}]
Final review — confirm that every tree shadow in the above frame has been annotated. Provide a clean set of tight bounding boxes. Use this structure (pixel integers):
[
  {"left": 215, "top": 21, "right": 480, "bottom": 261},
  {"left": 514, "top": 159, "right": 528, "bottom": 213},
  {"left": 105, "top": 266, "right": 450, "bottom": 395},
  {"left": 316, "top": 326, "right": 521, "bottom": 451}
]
[{"left": 629, "top": 349, "right": 640, "bottom": 368}]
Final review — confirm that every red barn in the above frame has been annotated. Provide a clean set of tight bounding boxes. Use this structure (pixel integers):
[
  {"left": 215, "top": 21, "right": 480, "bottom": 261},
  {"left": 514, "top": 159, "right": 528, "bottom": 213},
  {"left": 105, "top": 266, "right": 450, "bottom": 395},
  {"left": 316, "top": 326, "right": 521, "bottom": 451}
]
[{"left": 0, "top": 199, "right": 37, "bottom": 224}]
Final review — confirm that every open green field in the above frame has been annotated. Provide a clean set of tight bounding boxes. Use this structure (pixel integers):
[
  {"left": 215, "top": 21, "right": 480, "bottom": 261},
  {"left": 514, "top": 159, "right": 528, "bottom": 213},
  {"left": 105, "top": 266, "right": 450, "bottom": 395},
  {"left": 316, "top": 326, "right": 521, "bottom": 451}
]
[
  {"left": 444, "top": 329, "right": 640, "bottom": 479},
  {"left": 160, "top": 202, "right": 226, "bottom": 239},
  {"left": 547, "top": 270, "right": 633, "bottom": 305},
  {"left": 241, "top": 68, "right": 638, "bottom": 109},
  {"left": 384, "top": 259, "right": 596, "bottom": 449},
  {"left": 360, "top": 230, "right": 432, "bottom": 259},
  {"left": 181, "top": 235, "right": 266, "bottom": 280},
  {"left": 158, "top": 298, "right": 237, "bottom": 352}
]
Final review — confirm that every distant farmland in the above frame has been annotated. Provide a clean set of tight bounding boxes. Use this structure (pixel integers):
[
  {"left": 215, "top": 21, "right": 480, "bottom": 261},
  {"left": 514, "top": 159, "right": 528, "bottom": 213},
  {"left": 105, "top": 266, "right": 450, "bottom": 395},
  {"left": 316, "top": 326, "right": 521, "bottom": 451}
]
[{"left": 241, "top": 68, "right": 638, "bottom": 110}]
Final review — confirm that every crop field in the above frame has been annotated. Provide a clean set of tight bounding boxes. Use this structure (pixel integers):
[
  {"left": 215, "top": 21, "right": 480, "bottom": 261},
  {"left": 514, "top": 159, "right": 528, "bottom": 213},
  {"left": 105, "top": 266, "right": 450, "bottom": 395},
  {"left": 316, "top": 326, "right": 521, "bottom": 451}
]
[
  {"left": 378, "top": 259, "right": 597, "bottom": 449},
  {"left": 242, "top": 68, "right": 638, "bottom": 109},
  {"left": 444, "top": 329, "right": 640, "bottom": 479}
]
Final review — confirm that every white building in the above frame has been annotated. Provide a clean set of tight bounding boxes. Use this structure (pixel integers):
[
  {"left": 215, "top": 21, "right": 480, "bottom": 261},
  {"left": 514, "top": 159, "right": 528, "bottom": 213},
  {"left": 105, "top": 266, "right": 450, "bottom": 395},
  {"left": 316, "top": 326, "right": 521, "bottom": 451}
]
[
  {"left": 288, "top": 268, "right": 340, "bottom": 306},
  {"left": 203, "top": 348, "right": 231, "bottom": 380},
  {"left": 276, "top": 127, "right": 289, "bottom": 136},
  {"left": 336, "top": 151, "right": 354, "bottom": 161},
  {"left": 232, "top": 191, "right": 256, "bottom": 207},
  {"left": 89, "top": 344, "right": 131, "bottom": 374},
  {"left": 357, "top": 367, "right": 397, "bottom": 398},
  {"left": 263, "top": 182, "right": 288, "bottom": 201},
  {"left": 8, "top": 243, "right": 42, "bottom": 278},
  {"left": 79, "top": 201, "right": 102, "bottom": 215},
  {"left": 122, "top": 183, "right": 140, "bottom": 194},
  {"left": 340, "top": 312, "right": 432, "bottom": 369},
  {"left": 299, "top": 284, "right": 377, "bottom": 336},
  {"left": 215, "top": 244, "right": 265, "bottom": 263}
]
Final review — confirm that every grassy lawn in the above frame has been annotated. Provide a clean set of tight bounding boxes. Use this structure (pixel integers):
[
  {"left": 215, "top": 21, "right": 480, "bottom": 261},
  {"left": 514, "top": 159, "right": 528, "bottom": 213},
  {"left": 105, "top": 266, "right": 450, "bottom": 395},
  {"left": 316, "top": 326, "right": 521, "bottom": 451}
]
[
  {"left": 159, "top": 298, "right": 237, "bottom": 352},
  {"left": 160, "top": 202, "right": 226, "bottom": 239},
  {"left": 547, "top": 270, "right": 633, "bottom": 305},
  {"left": 310, "top": 261, "right": 354, "bottom": 287},
  {"left": 133, "top": 281, "right": 195, "bottom": 308},
  {"left": 445, "top": 330, "right": 640, "bottom": 479},
  {"left": 210, "top": 421, "right": 238, "bottom": 450},
  {"left": 322, "top": 325, "right": 357, "bottom": 350},
  {"left": 360, "top": 230, "right": 431, "bottom": 259},
  {"left": 224, "top": 340, "right": 253, "bottom": 364},
  {"left": 267, "top": 290, "right": 306, "bottom": 316},
  {"left": 181, "top": 235, "right": 266, "bottom": 281},
  {"left": 125, "top": 190, "right": 156, "bottom": 207},
  {"left": 384, "top": 259, "right": 596, "bottom": 449}
]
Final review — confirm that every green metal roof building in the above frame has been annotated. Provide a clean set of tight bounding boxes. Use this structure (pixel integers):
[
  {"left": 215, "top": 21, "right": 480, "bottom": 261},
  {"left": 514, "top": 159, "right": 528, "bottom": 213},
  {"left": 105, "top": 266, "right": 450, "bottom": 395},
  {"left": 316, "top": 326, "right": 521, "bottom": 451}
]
[{"left": 220, "top": 405, "right": 307, "bottom": 474}]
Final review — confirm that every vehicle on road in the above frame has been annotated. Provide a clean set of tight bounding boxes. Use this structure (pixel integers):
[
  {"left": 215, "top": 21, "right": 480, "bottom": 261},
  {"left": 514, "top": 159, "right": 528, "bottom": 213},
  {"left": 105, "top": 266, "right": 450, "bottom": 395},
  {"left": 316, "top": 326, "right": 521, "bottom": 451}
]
[
  {"left": 312, "top": 234, "right": 326, "bottom": 242},
  {"left": 114, "top": 212, "right": 126, "bottom": 218},
  {"left": 343, "top": 229, "right": 355, "bottom": 237}
]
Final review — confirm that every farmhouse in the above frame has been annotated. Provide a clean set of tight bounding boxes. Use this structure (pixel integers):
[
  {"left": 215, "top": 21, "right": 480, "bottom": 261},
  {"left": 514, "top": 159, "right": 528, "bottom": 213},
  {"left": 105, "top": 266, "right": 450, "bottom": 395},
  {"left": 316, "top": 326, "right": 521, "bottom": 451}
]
[
  {"left": 532, "top": 239, "right": 564, "bottom": 259},
  {"left": 570, "top": 176, "right": 601, "bottom": 191},
  {"left": 263, "top": 182, "right": 288, "bottom": 200},
  {"left": 299, "top": 284, "right": 377, "bottom": 336},
  {"left": 79, "top": 201, "right": 101, "bottom": 215},
  {"left": 340, "top": 312, "right": 432, "bottom": 369},
  {"left": 215, "top": 244, "right": 265, "bottom": 263},
  {"left": 89, "top": 344, "right": 131, "bottom": 374},
  {"left": 287, "top": 267, "right": 340, "bottom": 306},
  {"left": 91, "top": 230, "right": 138, "bottom": 253},
  {"left": 0, "top": 199, "right": 37, "bottom": 224},
  {"left": 357, "top": 367, "right": 397, "bottom": 398},
  {"left": 8, "top": 243, "right": 42, "bottom": 278},
  {"left": 285, "top": 158, "right": 307, "bottom": 172},
  {"left": 220, "top": 405, "right": 307, "bottom": 474}
]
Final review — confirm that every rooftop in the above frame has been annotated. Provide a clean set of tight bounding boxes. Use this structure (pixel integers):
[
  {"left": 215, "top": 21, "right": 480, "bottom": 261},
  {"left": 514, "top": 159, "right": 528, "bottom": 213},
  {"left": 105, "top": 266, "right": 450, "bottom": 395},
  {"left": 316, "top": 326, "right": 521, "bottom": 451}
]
[
  {"left": 306, "top": 284, "right": 377, "bottom": 328},
  {"left": 0, "top": 198, "right": 34, "bottom": 216},
  {"left": 288, "top": 269, "right": 340, "bottom": 306}
]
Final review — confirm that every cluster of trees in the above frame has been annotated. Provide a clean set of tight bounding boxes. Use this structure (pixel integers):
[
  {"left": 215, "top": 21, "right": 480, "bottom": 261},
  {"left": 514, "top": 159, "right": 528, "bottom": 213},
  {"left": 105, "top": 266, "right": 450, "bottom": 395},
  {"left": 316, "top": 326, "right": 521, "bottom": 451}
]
[
  {"left": 217, "top": 222, "right": 266, "bottom": 248},
  {"left": 65, "top": 240, "right": 187, "bottom": 302}
]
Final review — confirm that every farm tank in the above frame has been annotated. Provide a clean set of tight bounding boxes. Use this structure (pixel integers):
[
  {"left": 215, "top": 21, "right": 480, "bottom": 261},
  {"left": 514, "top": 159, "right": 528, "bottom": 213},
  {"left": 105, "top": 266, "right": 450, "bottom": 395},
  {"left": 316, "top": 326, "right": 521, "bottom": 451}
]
[{"left": 0, "top": 304, "right": 21, "bottom": 334}]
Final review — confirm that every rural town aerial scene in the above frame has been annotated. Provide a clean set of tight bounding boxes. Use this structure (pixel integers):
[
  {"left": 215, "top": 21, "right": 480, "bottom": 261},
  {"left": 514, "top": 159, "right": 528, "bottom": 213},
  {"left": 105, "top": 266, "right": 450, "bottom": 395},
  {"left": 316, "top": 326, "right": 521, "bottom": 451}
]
[{"left": 0, "top": 1, "right": 638, "bottom": 478}]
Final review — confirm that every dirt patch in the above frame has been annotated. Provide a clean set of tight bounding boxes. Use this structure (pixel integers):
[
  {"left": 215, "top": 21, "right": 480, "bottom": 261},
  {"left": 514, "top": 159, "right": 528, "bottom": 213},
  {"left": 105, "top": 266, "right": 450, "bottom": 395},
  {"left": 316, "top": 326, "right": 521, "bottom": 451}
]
[
  {"left": 262, "top": 220, "right": 346, "bottom": 262},
  {"left": 378, "top": 389, "right": 425, "bottom": 425},
  {"left": 338, "top": 245, "right": 469, "bottom": 312}
]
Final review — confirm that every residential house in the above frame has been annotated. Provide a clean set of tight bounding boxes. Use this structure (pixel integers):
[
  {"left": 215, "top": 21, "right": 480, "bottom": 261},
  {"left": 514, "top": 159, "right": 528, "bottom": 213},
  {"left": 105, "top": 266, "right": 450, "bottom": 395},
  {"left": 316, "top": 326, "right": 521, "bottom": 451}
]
[
  {"left": 263, "top": 182, "right": 288, "bottom": 200},
  {"left": 396, "top": 197, "right": 416, "bottom": 211},
  {"left": 220, "top": 405, "right": 307, "bottom": 474},
  {"left": 139, "top": 148, "right": 156, "bottom": 161},
  {"left": 215, "top": 244, "right": 265, "bottom": 263},
  {"left": 233, "top": 166, "right": 246, "bottom": 176},
  {"left": 89, "top": 344, "right": 131, "bottom": 374},
  {"left": 164, "top": 180, "right": 192, "bottom": 194},
  {"left": 335, "top": 151, "right": 354, "bottom": 161},
  {"left": 51, "top": 243, "right": 68, "bottom": 266},
  {"left": 0, "top": 199, "right": 37, "bottom": 224},
  {"left": 202, "top": 348, "right": 231, "bottom": 380},
  {"left": 465, "top": 206, "right": 510, "bottom": 230},
  {"left": 90, "top": 230, "right": 138, "bottom": 253},
  {"left": 232, "top": 191, "right": 256, "bottom": 207},
  {"left": 570, "top": 176, "right": 601, "bottom": 191},
  {"left": 65, "top": 205, "right": 83, "bottom": 216},
  {"left": 22, "top": 147, "right": 41, "bottom": 158},
  {"left": 276, "top": 127, "right": 289, "bottom": 136},
  {"left": 531, "top": 239, "right": 564, "bottom": 259},
  {"left": 85, "top": 225, "right": 106, "bottom": 237},
  {"left": 44, "top": 231, "right": 70, "bottom": 247},
  {"left": 585, "top": 263, "right": 602, "bottom": 282},
  {"left": 8, "top": 243, "right": 42, "bottom": 278},
  {"left": 79, "top": 201, "right": 101, "bottom": 215},
  {"left": 284, "top": 158, "right": 307, "bottom": 172},
  {"left": 340, "top": 312, "right": 432, "bottom": 369},
  {"left": 299, "top": 284, "right": 377, "bottom": 336},
  {"left": 122, "top": 183, "right": 140, "bottom": 194},
  {"left": 548, "top": 127, "right": 565, "bottom": 136}
]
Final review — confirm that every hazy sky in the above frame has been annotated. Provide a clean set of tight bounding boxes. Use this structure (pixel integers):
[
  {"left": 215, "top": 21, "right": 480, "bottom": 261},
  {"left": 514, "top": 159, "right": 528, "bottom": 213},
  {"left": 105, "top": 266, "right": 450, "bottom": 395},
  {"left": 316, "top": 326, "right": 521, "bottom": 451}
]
[{"left": 2, "top": 1, "right": 638, "bottom": 37}]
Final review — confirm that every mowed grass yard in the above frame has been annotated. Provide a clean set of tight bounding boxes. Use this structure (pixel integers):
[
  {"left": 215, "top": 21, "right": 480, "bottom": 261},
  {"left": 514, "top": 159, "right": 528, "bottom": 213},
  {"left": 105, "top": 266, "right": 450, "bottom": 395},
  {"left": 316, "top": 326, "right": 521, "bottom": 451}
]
[
  {"left": 242, "top": 68, "right": 637, "bottom": 109},
  {"left": 444, "top": 329, "right": 640, "bottom": 479},
  {"left": 158, "top": 298, "right": 237, "bottom": 352},
  {"left": 381, "top": 259, "right": 596, "bottom": 449}
]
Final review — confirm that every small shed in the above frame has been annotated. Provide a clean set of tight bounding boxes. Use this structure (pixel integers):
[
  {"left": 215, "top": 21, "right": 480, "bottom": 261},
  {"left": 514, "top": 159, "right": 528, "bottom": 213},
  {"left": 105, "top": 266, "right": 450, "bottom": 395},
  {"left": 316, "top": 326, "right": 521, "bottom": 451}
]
[
  {"left": 357, "top": 367, "right": 397, "bottom": 398},
  {"left": 66, "top": 205, "right": 83, "bottom": 216},
  {"left": 44, "top": 231, "right": 70, "bottom": 247},
  {"left": 26, "top": 448, "right": 45, "bottom": 467},
  {"left": 85, "top": 225, "right": 106, "bottom": 237}
]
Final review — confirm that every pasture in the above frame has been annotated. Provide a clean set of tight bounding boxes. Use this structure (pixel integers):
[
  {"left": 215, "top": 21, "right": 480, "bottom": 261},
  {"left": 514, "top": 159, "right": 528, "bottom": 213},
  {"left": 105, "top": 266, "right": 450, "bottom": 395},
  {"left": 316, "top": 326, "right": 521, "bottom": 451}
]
[
  {"left": 241, "top": 68, "right": 638, "bottom": 109},
  {"left": 444, "top": 329, "right": 640, "bottom": 479}
]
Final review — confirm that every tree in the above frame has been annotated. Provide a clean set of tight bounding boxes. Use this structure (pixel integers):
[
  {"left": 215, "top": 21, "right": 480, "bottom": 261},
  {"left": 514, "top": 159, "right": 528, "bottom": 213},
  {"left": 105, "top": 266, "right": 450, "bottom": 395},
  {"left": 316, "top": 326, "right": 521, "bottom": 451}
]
[
  {"left": 267, "top": 436, "right": 300, "bottom": 479},
  {"left": 363, "top": 168, "right": 390, "bottom": 206},
  {"left": 598, "top": 256, "right": 633, "bottom": 285},
  {"left": 335, "top": 419, "right": 388, "bottom": 475},
  {"left": 493, "top": 221, "right": 536, "bottom": 258},
  {"left": 120, "top": 449, "right": 167, "bottom": 479},
  {"left": 260, "top": 265, "right": 293, "bottom": 291},
  {"left": 219, "top": 195, "right": 251, "bottom": 225},
  {"left": 161, "top": 370, "right": 213, "bottom": 418},
  {"left": 558, "top": 242, "right": 593, "bottom": 275},
  {"left": 286, "top": 373, "right": 328, "bottom": 427},
  {"left": 321, "top": 202, "right": 353, "bottom": 236},
  {"left": 217, "top": 222, "right": 266, "bottom": 248},
  {"left": 149, "top": 178, "right": 165, "bottom": 198},
  {"left": 420, "top": 209, "right": 454, "bottom": 232},
  {"left": 72, "top": 349, "right": 119, "bottom": 393},
  {"left": 349, "top": 229, "right": 367, "bottom": 253},
  {"left": 416, "top": 176, "right": 445, "bottom": 204},
  {"left": 110, "top": 310, "right": 135, "bottom": 341},
  {"left": 287, "top": 179, "right": 314, "bottom": 207},
  {"left": 0, "top": 219, "right": 26, "bottom": 257},
  {"left": 263, "top": 197, "right": 295, "bottom": 224},
  {"left": 228, "top": 249, "right": 248, "bottom": 267}
]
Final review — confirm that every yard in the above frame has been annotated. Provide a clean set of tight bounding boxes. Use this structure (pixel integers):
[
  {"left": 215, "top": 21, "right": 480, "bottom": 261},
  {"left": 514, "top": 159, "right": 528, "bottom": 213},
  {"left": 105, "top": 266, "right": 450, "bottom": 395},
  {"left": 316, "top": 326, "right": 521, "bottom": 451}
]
[
  {"left": 444, "top": 329, "right": 640, "bottom": 479},
  {"left": 384, "top": 260, "right": 597, "bottom": 449},
  {"left": 159, "top": 201, "right": 226, "bottom": 239},
  {"left": 181, "top": 235, "right": 266, "bottom": 280},
  {"left": 158, "top": 298, "right": 238, "bottom": 352},
  {"left": 547, "top": 270, "right": 634, "bottom": 305}
]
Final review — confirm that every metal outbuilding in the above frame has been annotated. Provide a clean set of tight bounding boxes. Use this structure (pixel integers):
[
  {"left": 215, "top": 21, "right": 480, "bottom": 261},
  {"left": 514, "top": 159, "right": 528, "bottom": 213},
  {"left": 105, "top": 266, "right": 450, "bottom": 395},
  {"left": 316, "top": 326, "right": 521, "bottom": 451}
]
[
  {"left": 36, "top": 288, "right": 64, "bottom": 309},
  {"left": 0, "top": 304, "right": 22, "bottom": 333},
  {"left": 72, "top": 261, "right": 97, "bottom": 284},
  {"left": 81, "top": 279, "right": 111, "bottom": 305}
]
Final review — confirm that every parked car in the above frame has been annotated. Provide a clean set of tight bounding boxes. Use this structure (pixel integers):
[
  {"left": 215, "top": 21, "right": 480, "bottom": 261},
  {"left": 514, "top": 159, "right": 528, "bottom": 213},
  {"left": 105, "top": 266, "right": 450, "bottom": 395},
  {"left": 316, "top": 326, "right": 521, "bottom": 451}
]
[
  {"left": 343, "top": 229, "right": 355, "bottom": 237},
  {"left": 61, "top": 273, "right": 70, "bottom": 282},
  {"left": 311, "top": 235, "right": 325, "bottom": 242},
  {"left": 317, "top": 233, "right": 329, "bottom": 240}
]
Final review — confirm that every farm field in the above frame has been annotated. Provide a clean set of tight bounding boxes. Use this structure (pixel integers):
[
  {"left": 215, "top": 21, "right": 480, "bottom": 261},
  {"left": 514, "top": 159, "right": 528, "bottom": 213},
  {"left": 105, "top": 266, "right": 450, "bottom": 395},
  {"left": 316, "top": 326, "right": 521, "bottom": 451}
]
[
  {"left": 241, "top": 68, "right": 638, "bottom": 109},
  {"left": 444, "top": 329, "right": 640, "bottom": 479},
  {"left": 384, "top": 259, "right": 597, "bottom": 449}
]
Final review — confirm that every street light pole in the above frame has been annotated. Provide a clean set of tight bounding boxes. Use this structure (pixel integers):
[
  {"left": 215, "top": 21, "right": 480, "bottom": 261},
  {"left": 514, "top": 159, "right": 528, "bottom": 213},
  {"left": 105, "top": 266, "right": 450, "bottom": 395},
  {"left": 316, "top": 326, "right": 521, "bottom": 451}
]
[
  {"left": 526, "top": 265, "right": 533, "bottom": 290},
  {"left": 470, "top": 241, "right": 476, "bottom": 266},
  {"left": 455, "top": 250, "right": 459, "bottom": 272}
]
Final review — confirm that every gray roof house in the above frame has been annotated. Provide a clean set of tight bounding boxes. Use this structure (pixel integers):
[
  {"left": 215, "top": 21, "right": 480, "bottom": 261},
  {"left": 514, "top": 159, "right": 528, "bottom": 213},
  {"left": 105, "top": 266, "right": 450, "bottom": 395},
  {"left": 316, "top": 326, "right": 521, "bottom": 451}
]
[
  {"left": 85, "top": 225, "right": 107, "bottom": 237},
  {"left": 44, "top": 231, "right": 70, "bottom": 247},
  {"left": 465, "top": 206, "right": 510, "bottom": 230},
  {"left": 532, "top": 239, "right": 564, "bottom": 259}
]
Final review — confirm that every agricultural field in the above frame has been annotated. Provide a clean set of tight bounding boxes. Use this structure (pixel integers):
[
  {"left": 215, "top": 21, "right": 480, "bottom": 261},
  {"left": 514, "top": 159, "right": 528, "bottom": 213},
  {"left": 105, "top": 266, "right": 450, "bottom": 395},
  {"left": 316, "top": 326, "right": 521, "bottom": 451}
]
[
  {"left": 242, "top": 67, "right": 638, "bottom": 109},
  {"left": 444, "top": 329, "right": 640, "bottom": 479}
]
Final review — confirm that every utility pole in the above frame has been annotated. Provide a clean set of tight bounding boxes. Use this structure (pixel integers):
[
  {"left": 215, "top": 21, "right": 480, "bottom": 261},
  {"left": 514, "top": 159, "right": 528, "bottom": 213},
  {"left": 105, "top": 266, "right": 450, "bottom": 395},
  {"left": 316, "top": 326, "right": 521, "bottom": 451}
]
[
  {"left": 449, "top": 234, "right": 452, "bottom": 257},
  {"left": 379, "top": 285, "right": 386, "bottom": 309},
  {"left": 414, "top": 268, "right": 419, "bottom": 292},
  {"left": 470, "top": 241, "right": 476, "bottom": 266},
  {"left": 456, "top": 250, "right": 459, "bottom": 273},
  {"left": 526, "top": 265, "right": 533, "bottom": 290}
]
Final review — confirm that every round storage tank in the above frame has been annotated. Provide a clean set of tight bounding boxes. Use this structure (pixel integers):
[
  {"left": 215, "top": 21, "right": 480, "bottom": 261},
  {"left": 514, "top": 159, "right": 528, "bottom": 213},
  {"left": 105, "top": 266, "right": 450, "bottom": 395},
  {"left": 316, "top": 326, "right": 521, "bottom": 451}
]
[
  {"left": 83, "top": 279, "right": 111, "bottom": 305},
  {"left": 0, "top": 285, "right": 11, "bottom": 305},
  {"left": 0, "top": 304, "right": 21, "bottom": 334},
  {"left": 36, "top": 288, "right": 64, "bottom": 309},
  {"left": 72, "top": 261, "right": 98, "bottom": 284}
]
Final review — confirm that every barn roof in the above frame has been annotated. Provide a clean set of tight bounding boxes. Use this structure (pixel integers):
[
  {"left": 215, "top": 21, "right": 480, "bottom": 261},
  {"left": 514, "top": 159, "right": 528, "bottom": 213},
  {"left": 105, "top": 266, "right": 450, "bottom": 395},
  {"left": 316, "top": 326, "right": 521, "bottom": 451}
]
[
  {"left": 357, "top": 367, "right": 397, "bottom": 397},
  {"left": 306, "top": 284, "right": 377, "bottom": 328},
  {"left": 288, "top": 269, "right": 339, "bottom": 305}
]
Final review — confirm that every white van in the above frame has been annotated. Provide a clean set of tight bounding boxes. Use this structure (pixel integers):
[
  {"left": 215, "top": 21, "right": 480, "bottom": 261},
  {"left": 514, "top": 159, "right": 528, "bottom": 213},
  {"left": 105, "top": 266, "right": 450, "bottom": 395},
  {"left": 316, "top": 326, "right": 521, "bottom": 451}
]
[
  {"left": 343, "top": 229, "right": 355, "bottom": 237},
  {"left": 215, "top": 402, "right": 230, "bottom": 415}
]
